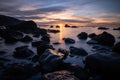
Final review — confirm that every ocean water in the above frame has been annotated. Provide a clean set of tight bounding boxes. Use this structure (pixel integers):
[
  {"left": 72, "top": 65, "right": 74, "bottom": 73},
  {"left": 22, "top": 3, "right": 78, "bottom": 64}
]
[{"left": 0, "top": 26, "right": 120, "bottom": 67}]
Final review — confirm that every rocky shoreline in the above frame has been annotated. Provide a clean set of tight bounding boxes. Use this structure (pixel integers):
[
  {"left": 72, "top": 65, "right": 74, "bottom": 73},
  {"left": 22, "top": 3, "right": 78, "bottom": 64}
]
[{"left": 0, "top": 15, "right": 120, "bottom": 80}]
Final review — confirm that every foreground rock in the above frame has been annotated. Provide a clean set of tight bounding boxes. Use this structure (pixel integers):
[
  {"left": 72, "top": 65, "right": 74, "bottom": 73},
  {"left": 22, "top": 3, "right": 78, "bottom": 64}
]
[
  {"left": 63, "top": 38, "right": 75, "bottom": 44},
  {"left": 0, "top": 29, "right": 23, "bottom": 43},
  {"left": 92, "top": 32, "right": 115, "bottom": 46},
  {"left": 77, "top": 32, "right": 88, "bottom": 40},
  {"left": 39, "top": 49, "right": 66, "bottom": 72},
  {"left": 13, "top": 46, "right": 34, "bottom": 58},
  {"left": 113, "top": 42, "right": 120, "bottom": 53},
  {"left": 58, "top": 48, "right": 69, "bottom": 59},
  {"left": 85, "top": 53, "right": 120, "bottom": 79},
  {"left": 70, "top": 46, "right": 88, "bottom": 56},
  {"left": 21, "top": 35, "right": 33, "bottom": 42},
  {"left": 41, "top": 70, "right": 79, "bottom": 80},
  {"left": 41, "top": 34, "right": 50, "bottom": 43},
  {"left": 87, "top": 40, "right": 98, "bottom": 44}
]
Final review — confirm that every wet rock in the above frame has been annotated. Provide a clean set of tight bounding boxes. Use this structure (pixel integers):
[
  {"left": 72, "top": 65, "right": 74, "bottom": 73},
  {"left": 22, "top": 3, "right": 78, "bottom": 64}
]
[
  {"left": 21, "top": 35, "right": 33, "bottom": 42},
  {"left": 64, "top": 24, "right": 71, "bottom": 28},
  {"left": 48, "top": 29, "right": 60, "bottom": 33},
  {"left": 92, "top": 32, "right": 115, "bottom": 46},
  {"left": 58, "top": 48, "right": 69, "bottom": 59},
  {"left": 113, "top": 42, "right": 120, "bottom": 53},
  {"left": 63, "top": 38, "right": 75, "bottom": 44},
  {"left": 34, "top": 28, "right": 47, "bottom": 36},
  {"left": 32, "top": 55, "right": 40, "bottom": 62},
  {"left": 41, "top": 34, "right": 50, "bottom": 43},
  {"left": 113, "top": 27, "right": 120, "bottom": 30},
  {"left": 85, "top": 53, "right": 120, "bottom": 79},
  {"left": 56, "top": 25, "right": 60, "bottom": 28},
  {"left": 33, "top": 34, "right": 40, "bottom": 37},
  {"left": 87, "top": 40, "right": 98, "bottom": 44},
  {"left": 0, "top": 30, "right": 23, "bottom": 43},
  {"left": 70, "top": 46, "right": 88, "bottom": 56},
  {"left": 41, "top": 70, "right": 79, "bottom": 80},
  {"left": 88, "top": 33, "right": 97, "bottom": 39},
  {"left": 37, "top": 44, "right": 54, "bottom": 56},
  {"left": 71, "top": 26, "right": 78, "bottom": 28},
  {"left": 1, "top": 64, "right": 38, "bottom": 80},
  {"left": 0, "top": 51, "right": 6, "bottom": 55},
  {"left": 13, "top": 46, "right": 34, "bottom": 58},
  {"left": 39, "top": 49, "right": 65, "bottom": 72},
  {"left": 32, "top": 41, "right": 49, "bottom": 47},
  {"left": 50, "top": 26, "right": 53, "bottom": 28},
  {"left": 77, "top": 32, "right": 88, "bottom": 40},
  {"left": 53, "top": 42, "right": 61, "bottom": 45},
  {"left": 7, "top": 21, "right": 37, "bottom": 33},
  {"left": 98, "top": 27, "right": 109, "bottom": 30}
]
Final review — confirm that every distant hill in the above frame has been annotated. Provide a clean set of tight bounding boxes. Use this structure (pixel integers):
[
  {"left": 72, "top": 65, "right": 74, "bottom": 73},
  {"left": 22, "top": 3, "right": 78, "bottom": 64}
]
[{"left": 0, "top": 15, "right": 23, "bottom": 26}]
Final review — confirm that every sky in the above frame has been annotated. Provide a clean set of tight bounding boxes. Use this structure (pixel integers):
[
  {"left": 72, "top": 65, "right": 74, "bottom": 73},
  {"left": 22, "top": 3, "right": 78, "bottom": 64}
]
[{"left": 0, "top": 0, "right": 120, "bottom": 26}]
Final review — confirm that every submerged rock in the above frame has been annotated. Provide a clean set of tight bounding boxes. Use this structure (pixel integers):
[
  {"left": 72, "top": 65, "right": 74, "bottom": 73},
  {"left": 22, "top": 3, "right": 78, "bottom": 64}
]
[
  {"left": 70, "top": 46, "right": 88, "bottom": 56},
  {"left": 87, "top": 40, "right": 98, "bottom": 44},
  {"left": 53, "top": 42, "right": 61, "bottom": 45},
  {"left": 13, "top": 46, "right": 34, "bottom": 58},
  {"left": 63, "top": 38, "right": 75, "bottom": 44},
  {"left": 41, "top": 70, "right": 79, "bottom": 80},
  {"left": 113, "top": 42, "right": 120, "bottom": 53},
  {"left": 47, "top": 29, "right": 60, "bottom": 33},
  {"left": 39, "top": 49, "right": 65, "bottom": 72},
  {"left": 64, "top": 24, "right": 71, "bottom": 28},
  {"left": 113, "top": 27, "right": 120, "bottom": 30},
  {"left": 92, "top": 32, "right": 115, "bottom": 46},
  {"left": 77, "top": 32, "right": 88, "bottom": 40}
]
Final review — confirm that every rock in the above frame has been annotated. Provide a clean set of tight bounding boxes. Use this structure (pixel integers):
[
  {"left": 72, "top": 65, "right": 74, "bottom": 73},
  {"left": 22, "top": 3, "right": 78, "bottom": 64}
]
[
  {"left": 113, "top": 27, "right": 120, "bottom": 30},
  {"left": 37, "top": 44, "right": 54, "bottom": 56},
  {"left": 33, "top": 34, "right": 40, "bottom": 37},
  {"left": 21, "top": 35, "right": 33, "bottom": 42},
  {"left": 0, "top": 51, "right": 6, "bottom": 55},
  {"left": 58, "top": 48, "right": 69, "bottom": 59},
  {"left": 77, "top": 32, "right": 88, "bottom": 40},
  {"left": 41, "top": 70, "right": 79, "bottom": 80},
  {"left": 113, "top": 42, "right": 120, "bottom": 53},
  {"left": 13, "top": 46, "right": 34, "bottom": 58},
  {"left": 39, "top": 49, "right": 65, "bottom": 72},
  {"left": 47, "top": 29, "right": 60, "bottom": 33},
  {"left": 2, "top": 30, "right": 23, "bottom": 43},
  {"left": 32, "top": 55, "right": 40, "bottom": 62},
  {"left": 1, "top": 64, "right": 38, "bottom": 80},
  {"left": 70, "top": 46, "right": 88, "bottom": 56},
  {"left": 64, "top": 24, "right": 71, "bottom": 28},
  {"left": 71, "top": 26, "right": 78, "bottom": 28},
  {"left": 32, "top": 41, "right": 49, "bottom": 47},
  {"left": 87, "top": 40, "right": 98, "bottom": 44},
  {"left": 56, "top": 25, "right": 60, "bottom": 28},
  {"left": 53, "top": 42, "right": 61, "bottom": 45},
  {"left": 41, "top": 35, "right": 50, "bottom": 43},
  {"left": 7, "top": 21, "right": 37, "bottom": 33},
  {"left": 92, "top": 32, "right": 115, "bottom": 46},
  {"left": 50, "top": 26, "right": 54, "bottom": 28},
  {"left": 98, "top": 27, "right": 109, "bottom": 30},
  {"left": 88, "top": 33, "right": 97, "bottom": 39},
  {"left": 85, "top": 53, "right": 120, "bottom": 79},
  {"left": 63, "top": 38, "right": 75, "bottom": 44}
]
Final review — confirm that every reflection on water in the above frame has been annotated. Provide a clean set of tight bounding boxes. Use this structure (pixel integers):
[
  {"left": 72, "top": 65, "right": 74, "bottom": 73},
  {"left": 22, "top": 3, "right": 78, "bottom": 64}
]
[{"left": 59, "top": 26, "right": 63, "bottom": 43}]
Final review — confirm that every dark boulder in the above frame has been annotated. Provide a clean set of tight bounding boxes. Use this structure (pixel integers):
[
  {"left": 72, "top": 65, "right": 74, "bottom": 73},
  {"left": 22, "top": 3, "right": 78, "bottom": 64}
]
[
  {"left": 34, "top": 28, "right": 47, "bottom": 36},
  {"left": 0, "top": 30, "right": 23, "bottom": 43},
  {"left": 7, "top": 21, "right": 37, "bottom": 33},
  {"left": 53, "top": 42, "right": 61, "bottom": 45},
  {"left": 77, "top": 32, "right": 88, "bottom": 40},
  {"left": 63, "top": 38, "right": 75, "bottom": 44},
  {"left": 98, "top": 27, "right": 109, "bottom": 30},
  {"left": 47, "top": 29, "right": 60, "bottom": 33},
  {"left": 70, "top": 46, "right": 88, "bottom": 56},
  {"left": 32, "top": 41, "right": 49, "bottom": 47},
  {"left": 113, "top": 42, "right": 120, "bottom": 53},
  {"left": 113, "top": 27, "right": 120, "bottom": 30},
  {"left": 92, "top": 32, "right": 115, "bottom": 46},
  {"left": 21, "top": 35, "right": 33, "bottom": 42},
  {"left": 41, "top": 34, "right": 50, "bottom": 43},
  {"left": 58, "top": 48, "right": 69, "bottom": 59},
  {"left": 37, "top": 44, "right": 54, "bottom": 56},
  {"left": 88, "top": 33, "right": 97, "bottom": 39},
  {"left": 56, "top": 25, "right": 60, "bottom": 28},
  {"left": 39, "top": 49, "right": 65, "bottom": 72},
  {"left": 87, "top": 40, "right": 98, "bottom": 44},
  {"left": 64, "top": 24, "right": 71, "bottom": 28},
  {"left": 32, "top": 55, "right": 40, "bottom": 62},
  {"left": 85, "top": 53, "right": 120, "bottom": 79},
  {"left": 13, "top": 46, "right": 34, "bottom": 58}
]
